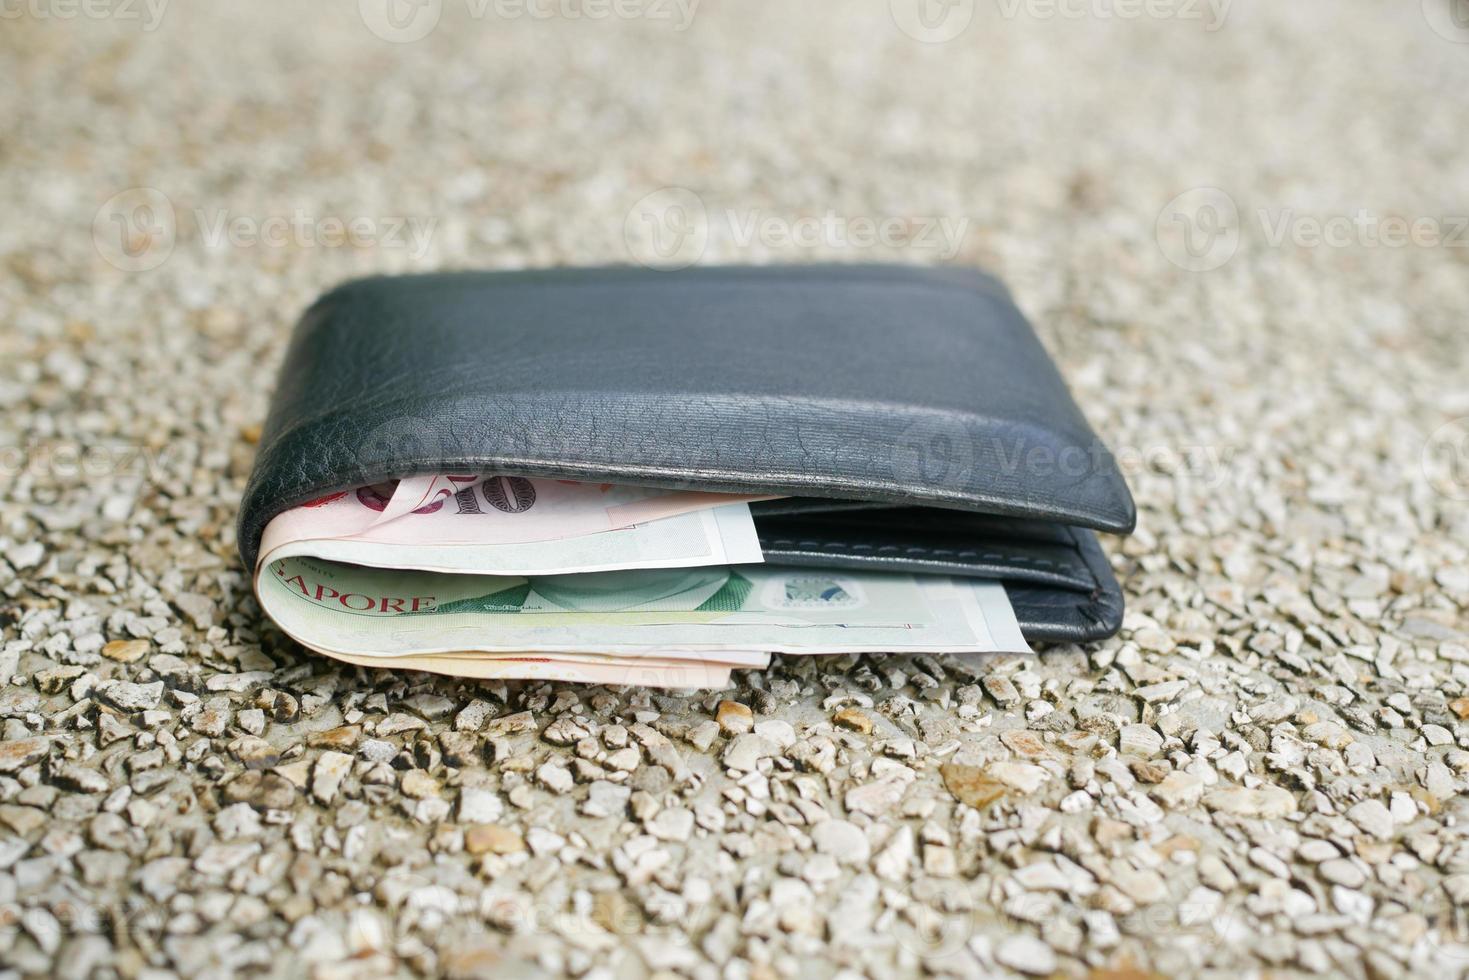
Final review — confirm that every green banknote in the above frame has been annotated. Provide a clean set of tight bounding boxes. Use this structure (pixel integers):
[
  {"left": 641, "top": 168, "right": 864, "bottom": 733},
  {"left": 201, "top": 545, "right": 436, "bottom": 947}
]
[{"left": 257, "top": 556, "right": 1029, "bottom": 659}]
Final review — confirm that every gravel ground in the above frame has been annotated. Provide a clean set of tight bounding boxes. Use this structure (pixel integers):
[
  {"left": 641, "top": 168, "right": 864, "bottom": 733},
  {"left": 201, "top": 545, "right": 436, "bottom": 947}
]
[{"left": 3, "top": 2, "right": 1469, "bottom": 977}]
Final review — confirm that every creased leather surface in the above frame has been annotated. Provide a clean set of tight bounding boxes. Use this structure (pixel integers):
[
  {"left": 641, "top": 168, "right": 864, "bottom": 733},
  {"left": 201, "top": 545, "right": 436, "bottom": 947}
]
[{"left": 238, "top": 264, "right": 1133, "bottom": 642}]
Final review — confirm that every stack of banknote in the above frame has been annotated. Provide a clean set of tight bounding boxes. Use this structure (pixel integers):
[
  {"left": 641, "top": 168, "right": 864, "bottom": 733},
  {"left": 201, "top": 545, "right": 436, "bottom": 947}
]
[{"left": 254, "top": 475, "right": 1029, "bottom": 687}]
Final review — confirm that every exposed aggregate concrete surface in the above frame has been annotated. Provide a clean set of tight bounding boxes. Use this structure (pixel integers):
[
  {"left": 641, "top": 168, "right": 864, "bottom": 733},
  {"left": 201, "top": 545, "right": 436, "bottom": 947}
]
[{"left": 2, "top": 1, "right": 1469, "bottom": 977}]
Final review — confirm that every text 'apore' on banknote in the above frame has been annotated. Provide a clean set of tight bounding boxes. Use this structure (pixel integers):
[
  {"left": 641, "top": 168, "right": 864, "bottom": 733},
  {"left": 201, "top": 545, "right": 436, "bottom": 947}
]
[{"left": 252, "top": 474, "right": 1029, "bottom": 687}]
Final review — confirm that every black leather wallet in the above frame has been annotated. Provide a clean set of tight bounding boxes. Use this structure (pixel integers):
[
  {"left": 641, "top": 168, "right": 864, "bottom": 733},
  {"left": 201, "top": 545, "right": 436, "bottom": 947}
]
[{"left": 238, "top": 265, "right": 1134, "bottom": 643}]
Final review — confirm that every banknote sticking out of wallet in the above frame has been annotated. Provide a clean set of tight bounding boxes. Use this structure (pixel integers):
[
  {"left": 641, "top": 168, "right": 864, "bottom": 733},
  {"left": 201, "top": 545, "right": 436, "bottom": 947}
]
[{"left": 237, "top": 265, "right": 1136, "bottom": 688}]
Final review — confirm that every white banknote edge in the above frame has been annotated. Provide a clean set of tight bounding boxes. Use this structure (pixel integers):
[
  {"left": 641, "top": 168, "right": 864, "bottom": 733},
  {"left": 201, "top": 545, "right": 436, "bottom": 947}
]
[
  {"left": 420, "top": 648, "right": 774, "bottom": 669},
  {"left": 258, "top": 503, "right": 763, "bottom": 577},
  {"left": 711, "top": 503, "right": 764, "bottom": 565},
  {"left": 318, "top": 648, "right": 737, "bottom": 688},
  {"left": 957, "top": 579, "right": 1031, "bottom": 653}
]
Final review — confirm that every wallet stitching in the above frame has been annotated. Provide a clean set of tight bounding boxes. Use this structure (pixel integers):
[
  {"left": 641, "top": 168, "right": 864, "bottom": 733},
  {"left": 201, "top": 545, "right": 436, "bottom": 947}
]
[{"left": 757, "top": 537, "right": 1067, "bottom": 570}]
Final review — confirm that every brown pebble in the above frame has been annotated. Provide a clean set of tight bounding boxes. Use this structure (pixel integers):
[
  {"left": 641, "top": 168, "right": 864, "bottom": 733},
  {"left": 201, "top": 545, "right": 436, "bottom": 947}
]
[
  {"left": 1354, "top": 839, "right": 1395, "bottom": 864},
  {"left": 1088, "top": 954, "right": 1167, "bottom": 980},
  {"left": 1129, "top": 759, "right": 1171, "bottom": 784},
  {"left": 0, "top": 736, "right": 50, "bottom": 774},
  {"left": 1154, "top": 834, "right": 1200, "bottom": 858},
  {"left": 230, "top": 736, "right": 280, "bottom": 770},
  {"left": 1093, "top": 817, "right": 1134, "bottom": 848},
  {"left": 223, "top": 771, "right": 297, "bottom": 810},
  {"left": 716, "top": 700, "right": 754, "bottom": 735},
  {"left": 36, "top": 666, "right": 86, "bottom": 695},
  {"left": 999, "top": 729, "right": 1052, "bottom": 759},
  {"left": 1411, "top": 784, "right": 1441, "bottom": 815},
  {"left": 102, "top": 640, "right": 150, "bottom": 663},
  {"left": 307, "top": 726, "right": 361, "bottom": 751},
  {"left": 400, "top": 769, "right": 440, "bottom": 799},
  {"left": 833, "top": 708, "right": 873, "bottom": 735},
  {"left": 464, "top": 824, "right": 525, "bottom": 855},
  {"left": 592, "top": 890, "right": 643, "bottom": 934},
  {"left": 938, "top": 763, "right": 1006, "bottom": 810},
  {"left": 441, "top": 944, "right": 503, "bottom": 979}
]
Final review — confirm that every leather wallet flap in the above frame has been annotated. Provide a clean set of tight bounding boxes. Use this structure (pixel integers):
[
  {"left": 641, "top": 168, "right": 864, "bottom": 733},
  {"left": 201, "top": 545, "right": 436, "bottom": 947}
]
[{"left": 238, "top": 265, "right": 1135, "bottom": 570}]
